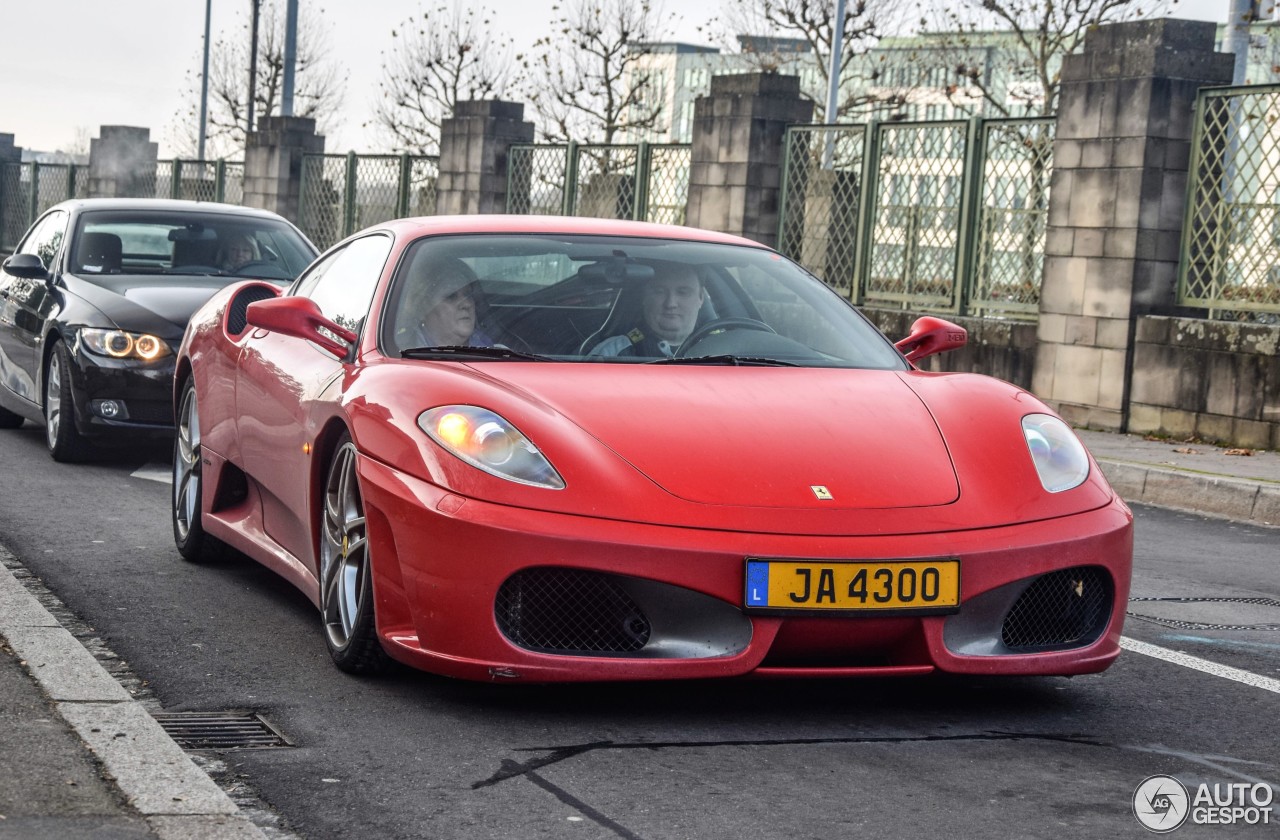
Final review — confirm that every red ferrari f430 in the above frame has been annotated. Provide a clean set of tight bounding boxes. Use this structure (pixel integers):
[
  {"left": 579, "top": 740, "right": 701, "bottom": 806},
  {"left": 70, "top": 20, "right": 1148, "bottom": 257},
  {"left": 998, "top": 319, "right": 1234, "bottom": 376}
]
[{"left": 172, "top": 216, "right": 1132, "bottom": 682}]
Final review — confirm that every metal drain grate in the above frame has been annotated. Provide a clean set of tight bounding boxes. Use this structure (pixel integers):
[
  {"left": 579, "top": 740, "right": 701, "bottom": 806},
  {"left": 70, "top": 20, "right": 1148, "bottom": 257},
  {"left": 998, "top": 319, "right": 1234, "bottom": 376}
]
[
  {"left": 152, "top": 712, "right": 292, "bottom": 750},
  {"left": 1127, "top": 596, "right": 1280, "bottom": 632}
]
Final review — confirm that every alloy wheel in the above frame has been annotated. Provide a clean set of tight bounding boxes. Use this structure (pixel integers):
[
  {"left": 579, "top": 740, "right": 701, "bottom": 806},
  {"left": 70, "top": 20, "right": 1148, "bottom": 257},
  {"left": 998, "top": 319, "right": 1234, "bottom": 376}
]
[{"left": 321, "top": 441, "right": 369, "bottom": 650}]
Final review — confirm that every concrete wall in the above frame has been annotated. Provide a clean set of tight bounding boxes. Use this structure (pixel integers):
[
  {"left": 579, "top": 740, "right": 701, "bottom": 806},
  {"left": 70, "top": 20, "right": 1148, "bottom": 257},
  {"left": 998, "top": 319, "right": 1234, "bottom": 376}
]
[{"left": 1129, "top": 316, "right": 1280, "bottom": 448}]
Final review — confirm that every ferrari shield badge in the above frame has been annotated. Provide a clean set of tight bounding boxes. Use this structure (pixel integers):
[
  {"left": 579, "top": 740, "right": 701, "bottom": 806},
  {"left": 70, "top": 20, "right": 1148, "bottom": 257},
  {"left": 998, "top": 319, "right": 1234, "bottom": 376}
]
[{"left": 811, "top": 485, "right": 833, "bottom": 501}]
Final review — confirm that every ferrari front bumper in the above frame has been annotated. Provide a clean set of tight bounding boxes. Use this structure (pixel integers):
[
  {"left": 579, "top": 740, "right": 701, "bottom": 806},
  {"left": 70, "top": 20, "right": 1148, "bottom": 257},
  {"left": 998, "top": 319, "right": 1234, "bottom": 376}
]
[{"left": 358, "top": 457, "right": 1133, "bottom": 683}]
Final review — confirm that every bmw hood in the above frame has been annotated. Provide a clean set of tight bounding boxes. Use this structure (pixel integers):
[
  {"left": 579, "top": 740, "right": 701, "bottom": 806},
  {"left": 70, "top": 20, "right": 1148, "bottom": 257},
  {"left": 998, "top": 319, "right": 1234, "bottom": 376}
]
[
  {"left": 491, "top": 366, "right": 960, "bottom": 510},
  {"left": 66, "top": 273, "right": 236, "bottom": 337}
]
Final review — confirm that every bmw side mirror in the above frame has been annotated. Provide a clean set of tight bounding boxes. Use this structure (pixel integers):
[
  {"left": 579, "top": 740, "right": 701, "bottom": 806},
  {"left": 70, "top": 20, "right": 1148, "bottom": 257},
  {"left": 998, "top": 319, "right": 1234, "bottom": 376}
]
[
  {"left": 2, "top": 253, "right": 49, "bottom": 280},
  {"left": 894, "top": 316, "right": 967, "bottom": 363},
  {"left": 246, "top": 296, "right": 357, "bottom": 360}
]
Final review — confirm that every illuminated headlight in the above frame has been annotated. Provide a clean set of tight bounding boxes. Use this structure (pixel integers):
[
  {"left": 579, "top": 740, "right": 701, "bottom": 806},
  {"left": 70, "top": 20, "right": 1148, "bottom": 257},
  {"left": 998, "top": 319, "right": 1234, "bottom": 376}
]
[
  {"left": 81, "top": 329, "right": 171, "bottom": 361},
  {"left": 419, "top": 406, "right": 565, "bottom": 489},
  {"left": 1022, "top": 414, "right": 1089, "bottom": 493}
]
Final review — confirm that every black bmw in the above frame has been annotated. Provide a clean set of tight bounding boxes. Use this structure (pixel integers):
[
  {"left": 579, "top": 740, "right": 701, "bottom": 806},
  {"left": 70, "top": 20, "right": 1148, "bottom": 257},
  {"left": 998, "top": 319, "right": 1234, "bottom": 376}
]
[{"left": 0, "top": 198, "right": 318, "bottom": 461}]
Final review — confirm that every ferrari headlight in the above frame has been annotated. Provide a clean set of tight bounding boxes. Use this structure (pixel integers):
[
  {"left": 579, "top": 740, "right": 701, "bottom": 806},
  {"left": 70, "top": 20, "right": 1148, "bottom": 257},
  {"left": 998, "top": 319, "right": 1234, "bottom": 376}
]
[
  {"left": 419, "top": 406, "right": 565, "bottom": 489},
  {"left": 80, "top": 328, "right": 171, "bottom": 361},
  {"left": 1022, "top": 414, "right": 1089, "bottom": 493}
]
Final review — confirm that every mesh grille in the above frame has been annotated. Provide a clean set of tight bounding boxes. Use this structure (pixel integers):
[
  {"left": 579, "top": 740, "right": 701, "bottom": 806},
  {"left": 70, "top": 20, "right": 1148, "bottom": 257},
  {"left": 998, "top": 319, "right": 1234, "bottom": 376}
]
[
  {"left": 226, "top": 285, "right": 279, "bottom": 336},
  {"left": 507, "top": 145, "right": 569, "bottom": 215},
  {"left": 1180, "top": 86, "right": 1280, "bottom": 322},
  {"left": 970, "top": 119, "right": 1053, "bottom": 318},
  {"left": 495, "top": 568, "right": 651, "bottom": 655},
  {"left": 865, "top": 122, "right": 967, "bottom": 310},
  {"left": 573, "top": 145, "right": 638, "bottom": 220},
  {"left": 1001, "top": 567, "right": 1110, "bottom": 651},
  {"left": 778, "top": 125, "right": 866, "bottom": 296}
]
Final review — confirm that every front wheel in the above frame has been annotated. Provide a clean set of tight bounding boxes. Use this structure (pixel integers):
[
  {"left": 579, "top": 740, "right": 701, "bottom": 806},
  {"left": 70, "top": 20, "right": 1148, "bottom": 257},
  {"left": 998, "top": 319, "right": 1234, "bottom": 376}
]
[
  {"left": 319, "top": 434, "right": 390, "bottom": 674},
  {"left": 44, "top": 340, "right": 92, "bottom": 462},
  {"left": 172, "top": 378, "right": 225, "bottom": 562}
]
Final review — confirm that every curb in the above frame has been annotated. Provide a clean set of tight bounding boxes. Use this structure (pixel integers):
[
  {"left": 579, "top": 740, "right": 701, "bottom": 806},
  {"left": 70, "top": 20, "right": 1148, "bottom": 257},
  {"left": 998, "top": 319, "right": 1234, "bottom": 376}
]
[
  {"left": 0, "top": 546, "right": 265, "bottom": 840},
  {"left": 1096, "top": 459, "right": 1280, "bottom": 527}
]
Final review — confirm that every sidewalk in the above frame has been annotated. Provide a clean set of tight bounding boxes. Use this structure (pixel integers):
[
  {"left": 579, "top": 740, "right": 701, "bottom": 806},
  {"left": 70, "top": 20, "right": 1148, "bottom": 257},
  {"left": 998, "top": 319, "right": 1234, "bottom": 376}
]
[{"left": 0, "top": 428, "right": 1276, "bottom": 840}]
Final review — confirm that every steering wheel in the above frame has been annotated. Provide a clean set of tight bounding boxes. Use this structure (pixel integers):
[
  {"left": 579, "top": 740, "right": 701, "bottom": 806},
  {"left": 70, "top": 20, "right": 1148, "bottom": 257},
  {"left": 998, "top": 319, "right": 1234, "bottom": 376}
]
[
  {"left": 675, "top": 317, "right": 776, "bottom": 357},
  {"left": 231, "top": 260, "right": 275, "bottom": 274}
]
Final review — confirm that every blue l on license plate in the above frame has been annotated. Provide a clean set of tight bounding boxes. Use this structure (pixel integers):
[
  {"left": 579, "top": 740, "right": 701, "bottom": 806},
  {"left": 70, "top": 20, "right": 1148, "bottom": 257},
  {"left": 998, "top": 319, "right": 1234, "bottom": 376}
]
[{"left": 744, "top": 558, "right": 960, "bottom": 614}]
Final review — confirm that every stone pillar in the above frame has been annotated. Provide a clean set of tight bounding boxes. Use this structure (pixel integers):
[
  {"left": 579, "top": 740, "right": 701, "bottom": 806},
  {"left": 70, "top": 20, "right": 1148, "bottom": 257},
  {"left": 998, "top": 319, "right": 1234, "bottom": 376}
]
[
  {"left": 86, "top": 126, "right": 158, "bottom": 198},
  {"left": 1033, "top": 20, "right": 1233, "bottom": 432},
  {"left": 0, "top": 134, "right": 22, "bottom": 163},
  {"left": 243, "top": 116, "right": 325, "bottom": 223},
  {"left": 436, "top": 100, "right": 535, "bottom": 216},
  {"left": 685, "top": 73, "right": 812, "bottom": 247}
]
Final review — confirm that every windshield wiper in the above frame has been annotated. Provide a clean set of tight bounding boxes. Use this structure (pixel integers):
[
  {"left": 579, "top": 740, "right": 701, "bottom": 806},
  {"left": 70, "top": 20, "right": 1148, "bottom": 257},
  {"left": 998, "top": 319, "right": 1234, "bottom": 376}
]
[
  {"left": 647, "top": 354, "right": 798, "bottom": 367},
  {"left": 401, "top": 345, "right": 555, "bottom": 362}
]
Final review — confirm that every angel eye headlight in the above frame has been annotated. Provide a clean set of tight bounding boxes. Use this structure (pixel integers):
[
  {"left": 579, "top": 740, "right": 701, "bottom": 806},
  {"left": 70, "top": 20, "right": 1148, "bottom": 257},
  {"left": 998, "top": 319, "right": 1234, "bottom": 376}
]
[
  {"left": 80, "top": 328, "right": 171, "bottom": 361},
  {"left": 1022, "top": 414, "right": 1089, "bottom": 493},
  {"left": 419, "top": 406, "right": 565, "bottom": 489}
]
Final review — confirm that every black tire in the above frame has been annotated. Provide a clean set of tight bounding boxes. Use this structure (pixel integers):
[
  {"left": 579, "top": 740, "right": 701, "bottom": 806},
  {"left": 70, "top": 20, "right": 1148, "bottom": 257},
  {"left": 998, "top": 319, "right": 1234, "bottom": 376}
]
[
  {"left": 319, "top": 434, "right": 390, "bottom": 674},
  {"left": 44, "top": 340, "right": 93, "bottom": 462},
  {"left": 172, "top": 378, "right": 225, "bottom": 562},
  {"left": 0, "top": 406, "right": 22, "bottom": 429}
]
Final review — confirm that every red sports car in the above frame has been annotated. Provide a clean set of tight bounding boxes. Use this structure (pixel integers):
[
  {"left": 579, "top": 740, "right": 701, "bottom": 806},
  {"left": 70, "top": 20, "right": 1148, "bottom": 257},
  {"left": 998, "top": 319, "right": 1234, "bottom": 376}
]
[{"left": 172, "top": 215, "right": 1132, "bottom": 682}]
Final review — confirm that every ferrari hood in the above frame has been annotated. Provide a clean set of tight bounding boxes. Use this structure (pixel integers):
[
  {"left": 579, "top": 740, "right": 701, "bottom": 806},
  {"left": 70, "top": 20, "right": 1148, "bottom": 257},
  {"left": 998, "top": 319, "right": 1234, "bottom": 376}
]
[
  {"left": 490, "top": 366, "right": 960, "bottom": 510},
  {"left": 66, "top": 273, "right": 236, "bottom": 337}
]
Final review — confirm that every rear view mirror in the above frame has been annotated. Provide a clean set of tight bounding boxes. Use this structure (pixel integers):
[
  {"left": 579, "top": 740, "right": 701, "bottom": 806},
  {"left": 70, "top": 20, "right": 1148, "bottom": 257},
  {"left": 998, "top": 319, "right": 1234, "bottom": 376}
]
[
  {"left": 894, "top": 316, "right": 967, "bottom": 363},
  {"left": 246, "top": 296, "right": 357, "bottom": 359},
  {"left": 2, "top": 253, "right": 49, "bottom": 280}
]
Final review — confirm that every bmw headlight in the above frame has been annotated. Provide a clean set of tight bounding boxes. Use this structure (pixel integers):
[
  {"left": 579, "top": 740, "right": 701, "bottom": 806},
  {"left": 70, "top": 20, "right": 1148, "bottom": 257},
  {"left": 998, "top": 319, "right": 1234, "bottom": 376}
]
[
  {"left": 80, "top": 328, "right": 171, "bottom": 361},
  {"left": 419, "top": 406, "right": 565, "bottom": 490},
  {"left": 1022, "top": 414, "right": 1089, "bottom": 493}
]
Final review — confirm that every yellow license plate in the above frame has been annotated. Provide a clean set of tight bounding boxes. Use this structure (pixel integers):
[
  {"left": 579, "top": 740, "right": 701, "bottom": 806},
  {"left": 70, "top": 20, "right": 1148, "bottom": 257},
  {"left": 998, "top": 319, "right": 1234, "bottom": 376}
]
[{"left": 744, "top": 558, "right": 960, "bottom": 614}]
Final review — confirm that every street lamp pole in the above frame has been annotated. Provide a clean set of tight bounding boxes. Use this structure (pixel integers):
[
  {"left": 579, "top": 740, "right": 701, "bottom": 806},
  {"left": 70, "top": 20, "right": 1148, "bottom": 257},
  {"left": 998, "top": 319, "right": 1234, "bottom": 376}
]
[
  {"left": 247, "top": 0, "right": 261, "bottom": 137},
  {"left": 282, "top": 0, "right": 298, "bottom": 116},
  {"left": 198, "top": 0, "right": 212, "bottom": 159}
]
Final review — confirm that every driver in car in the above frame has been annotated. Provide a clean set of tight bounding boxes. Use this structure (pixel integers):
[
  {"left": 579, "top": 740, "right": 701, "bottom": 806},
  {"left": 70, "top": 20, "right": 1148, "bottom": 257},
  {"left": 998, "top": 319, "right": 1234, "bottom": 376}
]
[
  {"left": 589, "top": 265, "right": 706, "bottom": 357},
  {"left": 220, "top": 234, "right": 258, "bottom": 273}
]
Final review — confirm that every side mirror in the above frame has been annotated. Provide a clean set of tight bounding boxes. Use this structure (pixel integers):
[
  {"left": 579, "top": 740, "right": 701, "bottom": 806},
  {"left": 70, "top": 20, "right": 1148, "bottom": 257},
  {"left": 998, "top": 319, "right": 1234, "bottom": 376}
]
[
  {"left": 894, "top": 316, "right": 967, "bottom": 364},
  {"left": 246, "top": 296, "right": 357, "bottom": 359},
  {"left": 2, "top": 253, "right": 49, "bottom": 280}
]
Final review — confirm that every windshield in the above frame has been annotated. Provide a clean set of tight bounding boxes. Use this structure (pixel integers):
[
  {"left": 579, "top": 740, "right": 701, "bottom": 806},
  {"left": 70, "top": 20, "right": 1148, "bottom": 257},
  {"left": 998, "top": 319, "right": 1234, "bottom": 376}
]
[
  {"left": 382, "top": 234, "right": 907, "bottom": 369},
  {"left": 71, "top": 210, "right": 316, "bottom": 283}
]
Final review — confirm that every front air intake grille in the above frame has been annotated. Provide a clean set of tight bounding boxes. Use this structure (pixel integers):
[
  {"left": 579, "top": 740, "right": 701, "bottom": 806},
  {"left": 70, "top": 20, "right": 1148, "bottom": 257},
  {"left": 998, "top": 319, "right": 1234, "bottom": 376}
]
[
  {"left": 226, "top": 285, "right": 279, "bottom": 336},
  {"left": 495, "top": 568, "right": 651, "bottom": 655},
  {"left": 1001, "top": 567, "right": 1110, "bottom": 651}
]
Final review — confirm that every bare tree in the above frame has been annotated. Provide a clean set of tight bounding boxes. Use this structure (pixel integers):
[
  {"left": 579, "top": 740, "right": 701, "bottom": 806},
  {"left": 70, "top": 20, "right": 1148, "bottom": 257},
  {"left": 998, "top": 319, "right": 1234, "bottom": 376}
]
[
  {"left": 522, "top": 0, "right": 672, "bottom": 144},
  {"left": 700, "top": 0, "right": 914, "bottom": 122},
  {"left": 369, "top": 3, "right": 517, "bottom": 154},
  {"left": 918, "top": 0, "right": 1174, "bottom": 117},
  {"left": 168, "top": 0, "right": 347, "bottom": 159}
]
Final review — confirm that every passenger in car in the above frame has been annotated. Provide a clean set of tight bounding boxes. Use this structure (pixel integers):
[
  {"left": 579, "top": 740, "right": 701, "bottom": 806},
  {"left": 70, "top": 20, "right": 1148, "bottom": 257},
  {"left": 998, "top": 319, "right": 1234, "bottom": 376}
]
[
  {"left": 409, "top": 257, "right": 496, "bottom": 347},
  {"left": 589, "top": 264, "right": 706, "bottom": 357}
]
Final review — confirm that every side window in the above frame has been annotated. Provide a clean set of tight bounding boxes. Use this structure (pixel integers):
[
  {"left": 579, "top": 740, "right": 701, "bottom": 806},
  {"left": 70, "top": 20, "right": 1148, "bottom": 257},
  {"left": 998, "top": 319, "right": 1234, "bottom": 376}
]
[
  {"left": 18, "top": 210, "right": 69, "bottom": 270},
  {"left": 294, "top": 235, "right": 393, "bottom": 333}
]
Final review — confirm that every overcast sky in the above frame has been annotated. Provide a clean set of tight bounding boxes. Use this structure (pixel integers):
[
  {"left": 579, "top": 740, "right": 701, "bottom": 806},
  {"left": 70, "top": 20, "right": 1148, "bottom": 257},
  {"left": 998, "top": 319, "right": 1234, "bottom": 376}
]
[{"left": 0, "top": 0, "right": 1232, "bottom": 157}]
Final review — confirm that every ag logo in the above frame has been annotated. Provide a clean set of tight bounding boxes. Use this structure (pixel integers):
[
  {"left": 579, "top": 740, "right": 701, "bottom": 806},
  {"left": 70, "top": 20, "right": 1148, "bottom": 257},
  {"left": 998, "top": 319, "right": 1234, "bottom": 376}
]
[{"left": 1133, "top": 775, "right": 1190, "bottom": 833}]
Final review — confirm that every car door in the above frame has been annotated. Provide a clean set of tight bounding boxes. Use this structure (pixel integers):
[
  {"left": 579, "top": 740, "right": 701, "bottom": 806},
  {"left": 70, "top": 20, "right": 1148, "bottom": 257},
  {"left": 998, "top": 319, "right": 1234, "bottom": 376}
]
[
  {"left": 0, "top": 210, "right": 68, "bottom": 404},
  {"left": 235, "top": 233, "right": 393, "bottom": 569}
]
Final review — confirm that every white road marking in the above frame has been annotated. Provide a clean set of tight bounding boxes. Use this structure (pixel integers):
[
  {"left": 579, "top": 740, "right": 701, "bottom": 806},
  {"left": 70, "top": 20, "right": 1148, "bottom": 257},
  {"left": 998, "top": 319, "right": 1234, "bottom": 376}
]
[
  {"left": 131, "top": 464, "right": 171, "bottom": 484},
  {"left": 1121, "top": 636, "right": 1280, "bottom": 695}
]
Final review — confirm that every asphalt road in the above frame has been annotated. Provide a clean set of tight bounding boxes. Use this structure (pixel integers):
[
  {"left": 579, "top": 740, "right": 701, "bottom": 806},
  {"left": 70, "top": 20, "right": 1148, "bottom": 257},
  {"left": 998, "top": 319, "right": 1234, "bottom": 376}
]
[{"left": 0, "top": 423, "right": 1277, "bottom": 840}]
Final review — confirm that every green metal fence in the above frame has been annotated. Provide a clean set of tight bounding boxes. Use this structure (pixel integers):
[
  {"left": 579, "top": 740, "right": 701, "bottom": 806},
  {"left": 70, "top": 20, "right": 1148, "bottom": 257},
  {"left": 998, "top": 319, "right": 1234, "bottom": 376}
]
[
  {"left": 0, "top": 162, "right": 90, "bottom": 251},
  {"left": 1179, "top": 83, "right": 1280, "bottom": 321},
  {"left": 299, "top": 153, "right": 439, "bottom": 251},
  {"left": 779, "top": 117, "right": 1053, "bottom": 318},
  {"left": 154, "top": 160, "right": 244, "bottom": 204},
  {"left": 506, "top": 142, "right": 691, "bottom": 224}
]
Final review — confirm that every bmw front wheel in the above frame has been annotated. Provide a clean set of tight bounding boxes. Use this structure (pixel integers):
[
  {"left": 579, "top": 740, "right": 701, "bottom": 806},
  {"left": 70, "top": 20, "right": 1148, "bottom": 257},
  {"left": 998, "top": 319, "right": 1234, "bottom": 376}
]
[{"left": 44, "top": 340, "right": 92, "bottom": 462}]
